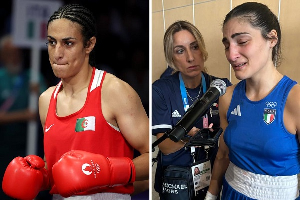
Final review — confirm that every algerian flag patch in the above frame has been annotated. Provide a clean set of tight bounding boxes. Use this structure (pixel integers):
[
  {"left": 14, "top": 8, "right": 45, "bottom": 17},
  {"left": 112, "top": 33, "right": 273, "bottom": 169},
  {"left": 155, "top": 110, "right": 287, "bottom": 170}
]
[{"left": 75, "top": 116, "right": 95, "bottom": 132}]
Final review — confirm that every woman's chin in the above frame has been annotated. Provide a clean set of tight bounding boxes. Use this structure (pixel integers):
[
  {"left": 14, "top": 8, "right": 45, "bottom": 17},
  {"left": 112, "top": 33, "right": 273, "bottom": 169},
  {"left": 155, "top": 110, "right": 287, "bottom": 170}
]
[{"left": 234, "top": 71, "right": 248, "bottom": 81}]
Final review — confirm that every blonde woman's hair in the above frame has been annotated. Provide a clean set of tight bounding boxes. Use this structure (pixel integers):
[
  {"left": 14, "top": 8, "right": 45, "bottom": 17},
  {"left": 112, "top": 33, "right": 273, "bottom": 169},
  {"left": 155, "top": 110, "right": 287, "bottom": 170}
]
[{"left": 163, "top": 20, "right": 208, "bottom": 72}]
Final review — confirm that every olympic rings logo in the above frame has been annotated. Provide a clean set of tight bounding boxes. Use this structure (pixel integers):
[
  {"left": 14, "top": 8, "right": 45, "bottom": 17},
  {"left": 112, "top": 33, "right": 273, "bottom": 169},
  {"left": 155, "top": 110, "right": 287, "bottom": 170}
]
[{"left": 266, "top": 101, "right": 277, "bottom": 108}]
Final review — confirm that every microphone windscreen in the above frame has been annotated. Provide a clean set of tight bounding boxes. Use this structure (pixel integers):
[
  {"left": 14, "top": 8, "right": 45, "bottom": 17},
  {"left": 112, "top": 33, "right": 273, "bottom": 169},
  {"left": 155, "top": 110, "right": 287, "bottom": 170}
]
[{"left": 210, "top": 79, "right": 227, "bottom": 96}]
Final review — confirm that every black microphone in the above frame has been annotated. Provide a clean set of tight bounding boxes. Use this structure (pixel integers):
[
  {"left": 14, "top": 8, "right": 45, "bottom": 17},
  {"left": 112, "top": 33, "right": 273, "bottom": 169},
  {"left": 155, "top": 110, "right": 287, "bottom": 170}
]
[{"left": 168, "top": 79, "right": 227, "bottom": 142}]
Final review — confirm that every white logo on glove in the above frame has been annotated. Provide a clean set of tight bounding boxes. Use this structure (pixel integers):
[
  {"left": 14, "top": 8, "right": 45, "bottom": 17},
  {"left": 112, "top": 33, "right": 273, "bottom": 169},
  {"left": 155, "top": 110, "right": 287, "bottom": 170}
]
[
  {"left": 82, "top": 163, "right": 92, "bottom": 175},
  {"left": 81, "top": 160, "right": 101, "bottom": 178}
]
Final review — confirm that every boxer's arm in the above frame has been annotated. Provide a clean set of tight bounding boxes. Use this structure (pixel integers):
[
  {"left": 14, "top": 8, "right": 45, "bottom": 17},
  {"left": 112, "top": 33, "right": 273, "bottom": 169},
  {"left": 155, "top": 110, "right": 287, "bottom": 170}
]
[
  {"left": 102, "top": 74, "right": 149, "bottom": 181},
  {"left": 206, "top": 85, "right": 234, "bottom": 197},
  {"left": 284, "top": 84, "right": 300, "bottom": 135}
]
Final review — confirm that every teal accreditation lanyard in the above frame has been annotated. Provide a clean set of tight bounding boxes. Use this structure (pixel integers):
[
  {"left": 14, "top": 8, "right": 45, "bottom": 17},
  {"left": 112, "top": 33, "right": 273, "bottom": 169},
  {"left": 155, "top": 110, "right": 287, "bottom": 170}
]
[
  {"left": 179, "top": 72, "right": 206, "bottom": 112},
  {"left": 179, "top": 72, "right": 207, "bottom": 156}
]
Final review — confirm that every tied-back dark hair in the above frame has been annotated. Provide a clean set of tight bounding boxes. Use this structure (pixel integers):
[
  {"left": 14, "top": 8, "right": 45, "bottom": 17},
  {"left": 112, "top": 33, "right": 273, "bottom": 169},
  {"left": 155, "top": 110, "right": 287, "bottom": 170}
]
[
  {"left": 223, "top": 2, "right": 281, "bottom": 66},
  {"left": 47, "top": 4, "right": 97, "bottom": 65}
]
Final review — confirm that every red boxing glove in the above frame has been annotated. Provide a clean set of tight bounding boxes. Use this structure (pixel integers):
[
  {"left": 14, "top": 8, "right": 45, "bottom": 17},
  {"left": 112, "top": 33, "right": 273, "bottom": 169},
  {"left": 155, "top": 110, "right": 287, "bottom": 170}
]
[
  {"left": 52, "top": 150, "right": 136, "bottom": 197},
  {"left": 2, "top": 155, "right": 50, "bottom": 200}
]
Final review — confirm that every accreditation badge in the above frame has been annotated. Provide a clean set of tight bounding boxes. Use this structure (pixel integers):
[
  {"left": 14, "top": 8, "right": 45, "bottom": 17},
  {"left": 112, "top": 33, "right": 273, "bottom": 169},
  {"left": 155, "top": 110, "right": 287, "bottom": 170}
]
[
  {"left": 203, "top": 114, "right": 208, "bottom": 128},
  {"left": 191, "top": 160, "right": 211, "bottom": 194}
]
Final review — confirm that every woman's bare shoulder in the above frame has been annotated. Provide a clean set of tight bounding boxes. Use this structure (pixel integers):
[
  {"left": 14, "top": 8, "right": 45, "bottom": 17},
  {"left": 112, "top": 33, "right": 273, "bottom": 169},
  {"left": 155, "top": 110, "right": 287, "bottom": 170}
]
[
  {"left": 286, "top": 84, "right": 300, "bottom": 108},
  {"left": 39, "top": 86, "right": 57, "bottom": 103},
  {"left": 39, "top": 86, "right": 57, "bottom": 128},
  {"left": 102, "top": 72, "right": 136, "bottom": 96}
]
